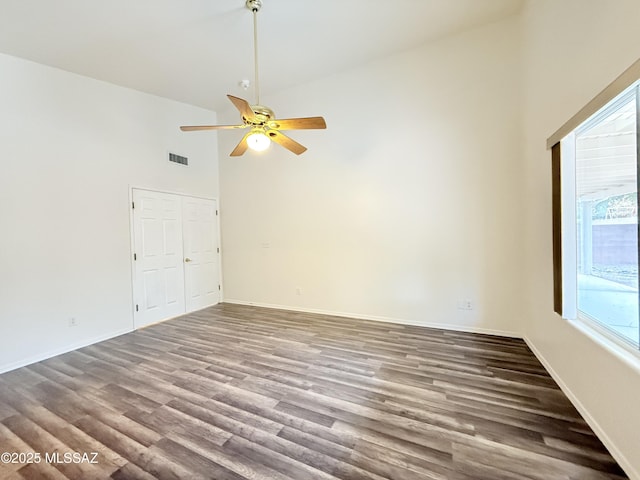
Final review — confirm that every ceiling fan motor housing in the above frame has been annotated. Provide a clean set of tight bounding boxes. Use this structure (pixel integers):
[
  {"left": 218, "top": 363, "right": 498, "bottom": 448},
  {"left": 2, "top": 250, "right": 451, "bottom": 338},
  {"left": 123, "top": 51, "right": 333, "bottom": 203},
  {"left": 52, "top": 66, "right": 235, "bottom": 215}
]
[
  {"left": 246, "top": 105, "right": 274, "bottom": 125},
  {"left": 179, "top": 0, "right": 326, "bottom": 156}
]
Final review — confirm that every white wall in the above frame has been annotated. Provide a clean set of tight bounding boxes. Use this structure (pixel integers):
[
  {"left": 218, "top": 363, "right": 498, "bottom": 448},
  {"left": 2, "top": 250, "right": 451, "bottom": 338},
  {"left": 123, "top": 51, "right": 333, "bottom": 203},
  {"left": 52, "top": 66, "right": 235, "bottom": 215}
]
[
  {"left": 1, "top": 4, "right": 637, "bottom": 476},
  {"left": 521, "top": 1, "right": 640, "bottom": 478},
  {"left": 0, "top": 53, "right": 219, "bottom": 373},
  {"left": 220, "top": 17, "right": 524, "bottom": 336}
]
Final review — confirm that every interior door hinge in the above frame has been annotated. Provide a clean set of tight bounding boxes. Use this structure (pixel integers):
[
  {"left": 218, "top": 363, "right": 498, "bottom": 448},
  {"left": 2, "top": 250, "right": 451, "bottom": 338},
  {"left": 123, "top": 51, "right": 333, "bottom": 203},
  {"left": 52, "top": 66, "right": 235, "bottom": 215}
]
[
  {"left": 134, "top": 253, "right": 137, "bottom": 261},
  {"left": 218, "top": 285, "right": 221, "bottom": 291},
  {"left": 135, "top": 304, "right": 139, "bottom": 312},
  {"left": 217, "top": 247, "right": 220, "bottom": 254},
  {"left": 216, "top": 209, "right": 218, "bottom": 216},
  {"left": 132, "top": 201, "right": 135, "bottom": 209}
]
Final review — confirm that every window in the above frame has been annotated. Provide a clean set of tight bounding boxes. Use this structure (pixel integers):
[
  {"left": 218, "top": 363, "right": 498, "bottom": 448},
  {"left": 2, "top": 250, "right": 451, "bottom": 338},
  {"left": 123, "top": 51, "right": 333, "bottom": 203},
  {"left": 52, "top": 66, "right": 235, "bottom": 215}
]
[{"left": 555, "top": 82, "right": 640, "bottom": 349}]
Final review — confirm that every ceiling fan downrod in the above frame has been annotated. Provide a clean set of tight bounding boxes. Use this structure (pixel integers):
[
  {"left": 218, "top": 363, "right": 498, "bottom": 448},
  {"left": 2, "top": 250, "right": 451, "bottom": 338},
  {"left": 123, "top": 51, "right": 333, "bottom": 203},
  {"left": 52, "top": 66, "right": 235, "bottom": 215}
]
[
  {"left": 246, "top": 0, "right": 262, "bottom": 105},
  {"left": 179, "top": 0, "right": 326, "bottom": 157}
]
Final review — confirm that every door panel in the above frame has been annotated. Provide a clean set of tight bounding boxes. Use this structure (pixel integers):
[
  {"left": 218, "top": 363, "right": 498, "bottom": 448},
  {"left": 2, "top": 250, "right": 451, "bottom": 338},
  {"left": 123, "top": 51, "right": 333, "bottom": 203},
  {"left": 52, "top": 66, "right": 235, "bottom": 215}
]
[
  {"left": 133, "top": 189, "right": 186, "bottom": 328},
  {"left": 183, "top": 197, "right": 220, "bottom": 311}
]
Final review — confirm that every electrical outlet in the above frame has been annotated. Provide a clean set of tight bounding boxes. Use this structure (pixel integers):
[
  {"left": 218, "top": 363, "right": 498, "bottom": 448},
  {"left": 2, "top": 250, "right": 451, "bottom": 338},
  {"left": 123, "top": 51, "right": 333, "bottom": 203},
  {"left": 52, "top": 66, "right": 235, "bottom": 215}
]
[{"left": 68, "top": 317, "right": 78, "bottom": 327}]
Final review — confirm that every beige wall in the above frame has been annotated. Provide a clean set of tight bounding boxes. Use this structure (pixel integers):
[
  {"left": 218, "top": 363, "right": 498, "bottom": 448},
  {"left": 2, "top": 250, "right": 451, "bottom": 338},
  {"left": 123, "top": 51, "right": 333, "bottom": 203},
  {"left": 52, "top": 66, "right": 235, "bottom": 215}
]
[
  {"left": 220, "top": 3, "right": 640, "bottom": 476},
  {"left": 1, "top": 2, "right": 639, "bottom": 476},
  {"left": 521, "top": 1, "right": 640, "bottom": 478},
  {"left": 219, "top": 16, "right": 524, "bottom": 336},
  {"left": 0, "top": 53, "right": 219, "bottom": 372}
]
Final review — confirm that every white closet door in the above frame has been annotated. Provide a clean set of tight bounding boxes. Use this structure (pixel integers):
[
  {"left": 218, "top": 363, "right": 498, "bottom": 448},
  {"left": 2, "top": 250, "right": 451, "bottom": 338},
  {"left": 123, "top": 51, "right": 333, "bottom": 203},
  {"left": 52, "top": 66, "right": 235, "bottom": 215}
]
[
  {"left": 132, "top": 189, "right": 186, "bottom": 328},
  {"left": 182, "top": 197, "right": 220, "bottom": 311}
]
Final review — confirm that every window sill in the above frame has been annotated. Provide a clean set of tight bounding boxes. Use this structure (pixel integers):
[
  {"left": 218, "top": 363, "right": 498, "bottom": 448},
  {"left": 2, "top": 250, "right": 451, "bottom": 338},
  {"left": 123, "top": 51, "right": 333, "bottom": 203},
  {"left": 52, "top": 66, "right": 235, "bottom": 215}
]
[{"left": 571, "top": 314, "right": 640, "bottom": 373}]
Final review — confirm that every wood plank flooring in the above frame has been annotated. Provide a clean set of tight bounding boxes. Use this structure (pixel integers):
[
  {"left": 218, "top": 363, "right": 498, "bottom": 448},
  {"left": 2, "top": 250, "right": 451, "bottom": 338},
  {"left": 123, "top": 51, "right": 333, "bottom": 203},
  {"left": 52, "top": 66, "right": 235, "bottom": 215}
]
[{"left": 0, "top": 303, "right": 628, "bottom": 479}]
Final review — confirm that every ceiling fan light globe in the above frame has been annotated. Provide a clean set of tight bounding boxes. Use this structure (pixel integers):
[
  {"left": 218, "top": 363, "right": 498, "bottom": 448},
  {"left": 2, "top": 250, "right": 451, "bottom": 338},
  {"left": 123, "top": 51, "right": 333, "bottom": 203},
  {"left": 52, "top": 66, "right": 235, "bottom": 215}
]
[{"left": 247, "top": 131, "right": 270, "bottom": 152}]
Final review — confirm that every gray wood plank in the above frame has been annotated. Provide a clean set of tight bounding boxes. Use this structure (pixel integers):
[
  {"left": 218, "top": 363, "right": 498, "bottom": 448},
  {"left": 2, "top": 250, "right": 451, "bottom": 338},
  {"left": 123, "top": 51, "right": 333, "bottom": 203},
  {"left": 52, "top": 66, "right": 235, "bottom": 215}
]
[{"left": 0, "top": 303, "right": 628, "bottom": 479}]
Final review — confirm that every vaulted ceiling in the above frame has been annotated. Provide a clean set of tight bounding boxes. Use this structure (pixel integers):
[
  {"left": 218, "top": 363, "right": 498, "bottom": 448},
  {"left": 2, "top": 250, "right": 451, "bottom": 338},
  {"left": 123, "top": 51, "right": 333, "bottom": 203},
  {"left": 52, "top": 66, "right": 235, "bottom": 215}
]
[{"left": 0, "top": 0, "right": 524, "bottom": 111}]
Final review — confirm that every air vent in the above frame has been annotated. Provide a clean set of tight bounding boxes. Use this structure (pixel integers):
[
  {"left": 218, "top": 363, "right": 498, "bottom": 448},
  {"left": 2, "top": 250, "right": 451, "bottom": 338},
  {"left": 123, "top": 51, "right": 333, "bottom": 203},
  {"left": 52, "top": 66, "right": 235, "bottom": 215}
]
[{"left": 168, "top": 152, "right": 188, "bottom": 166}]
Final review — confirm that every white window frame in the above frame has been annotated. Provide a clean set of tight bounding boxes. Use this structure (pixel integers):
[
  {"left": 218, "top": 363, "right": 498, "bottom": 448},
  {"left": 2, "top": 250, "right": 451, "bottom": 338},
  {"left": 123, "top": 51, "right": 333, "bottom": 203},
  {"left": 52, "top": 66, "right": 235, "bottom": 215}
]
[{"left": 559, "top": 83, "right": 640, "bottom": 357}]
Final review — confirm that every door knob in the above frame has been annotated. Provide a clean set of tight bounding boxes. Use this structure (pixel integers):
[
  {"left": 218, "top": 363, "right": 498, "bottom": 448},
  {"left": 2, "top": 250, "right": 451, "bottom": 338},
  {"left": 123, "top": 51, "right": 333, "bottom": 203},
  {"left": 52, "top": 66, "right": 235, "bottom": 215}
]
[{"left": 184, "top": 258, "right": 192, "bottom": 263}]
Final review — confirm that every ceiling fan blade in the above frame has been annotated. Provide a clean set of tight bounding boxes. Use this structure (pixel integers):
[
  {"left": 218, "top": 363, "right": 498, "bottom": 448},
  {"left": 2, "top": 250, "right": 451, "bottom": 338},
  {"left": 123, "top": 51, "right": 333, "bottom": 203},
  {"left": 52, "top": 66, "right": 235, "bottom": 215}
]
[
  {"left": 267, "top": 117, "right": 327, "bottom": 130},
  {"left": 227, "top": 95, "right": 256, "bottom": 122},
  {"left": 230, "top": 132, "right": 252, "bottom": 157},
  {"left": 180, "top": 125, "right": 246, "bottom": 131},
  {"left": 267, "top": 130, "right": 307, "bottom": 155}
]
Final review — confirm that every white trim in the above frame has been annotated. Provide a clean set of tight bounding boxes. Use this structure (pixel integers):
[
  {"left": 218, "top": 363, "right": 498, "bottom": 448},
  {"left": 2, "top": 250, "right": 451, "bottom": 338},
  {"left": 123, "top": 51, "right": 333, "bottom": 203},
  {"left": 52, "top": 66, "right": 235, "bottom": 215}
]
[
  {"left": 0, "top": 327, "right": 133, "bottom": 375},
  {"left": 128, "top": 186, "right": 137, "bottom": 328},
  {"left": 547, "top": 57, "right": 640, "bottom": 149},
  {"left": 223, "top": 299, "right": 522, "bottom": 338},
  {"left": 215, "top": 198, "right": 224, "bottom": 303},
  {"left": 560, "top": 133, "right": 577, "bottom": 319},
  {"left": 524, "top": 335, "right": 640, "bottom": 480},
  {"left": 129, "top": 184, "right": 218, "bottom": 202},
  {"left": 0, "top": 302, "right": 219, "bottom": 374}
]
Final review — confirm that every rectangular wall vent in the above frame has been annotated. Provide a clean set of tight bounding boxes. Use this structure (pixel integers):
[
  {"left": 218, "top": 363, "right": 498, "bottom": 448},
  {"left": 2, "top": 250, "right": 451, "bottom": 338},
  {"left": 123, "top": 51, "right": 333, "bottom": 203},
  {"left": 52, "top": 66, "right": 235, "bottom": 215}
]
[{"left": 168, "top": 152, "right": 188, "bottom": 166}]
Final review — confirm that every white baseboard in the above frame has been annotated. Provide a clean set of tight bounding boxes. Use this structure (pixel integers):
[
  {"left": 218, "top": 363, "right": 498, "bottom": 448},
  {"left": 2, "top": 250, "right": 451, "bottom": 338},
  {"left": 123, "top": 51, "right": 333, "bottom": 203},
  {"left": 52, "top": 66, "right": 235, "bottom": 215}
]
[
  {"left": 223, "top": 299, "right": 522, "bottom": 338},
  {"left": 1, "top": 299, "right": 635, "bottom": 479},
  {"left": 523, "top": 336, "right": 639, "bottom": 480},
  {"left": 0, "top": 327, "right": 133, "bottom": 375},
  {"left": 0, "top": 302, "right": 222, "bottom": 374},
  {"left": 225, "top": 299, "right": 636, "bottom": 479}
]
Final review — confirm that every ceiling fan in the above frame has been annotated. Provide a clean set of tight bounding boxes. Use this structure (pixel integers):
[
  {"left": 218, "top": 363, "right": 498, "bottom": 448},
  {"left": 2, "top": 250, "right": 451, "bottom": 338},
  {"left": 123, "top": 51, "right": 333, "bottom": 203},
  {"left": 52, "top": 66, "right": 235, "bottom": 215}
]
[{"left": 180, "top": 0, "right": 327, "bottom": 156}]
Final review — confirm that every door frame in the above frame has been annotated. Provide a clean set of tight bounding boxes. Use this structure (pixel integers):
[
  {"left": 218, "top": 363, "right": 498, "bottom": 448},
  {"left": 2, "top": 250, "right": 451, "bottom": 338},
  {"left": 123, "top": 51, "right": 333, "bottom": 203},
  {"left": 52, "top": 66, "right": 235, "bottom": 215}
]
[{"left": 128, "top": 186, "right": 223, "bottom": 329}]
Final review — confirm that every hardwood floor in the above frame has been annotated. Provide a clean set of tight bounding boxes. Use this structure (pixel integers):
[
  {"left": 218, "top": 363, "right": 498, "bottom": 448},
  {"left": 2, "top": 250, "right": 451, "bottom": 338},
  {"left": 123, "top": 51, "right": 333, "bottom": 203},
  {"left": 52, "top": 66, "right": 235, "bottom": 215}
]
[{"left": 0, "top": 303, "right": 628, "bottom": 479}]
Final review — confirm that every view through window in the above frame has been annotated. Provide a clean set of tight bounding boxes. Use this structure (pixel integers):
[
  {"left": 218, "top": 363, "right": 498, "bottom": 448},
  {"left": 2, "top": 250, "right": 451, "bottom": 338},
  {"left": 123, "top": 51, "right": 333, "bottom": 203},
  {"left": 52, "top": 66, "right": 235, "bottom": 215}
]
[{"left": 573, "top": 87, "right": 639, "bottom": 347}]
